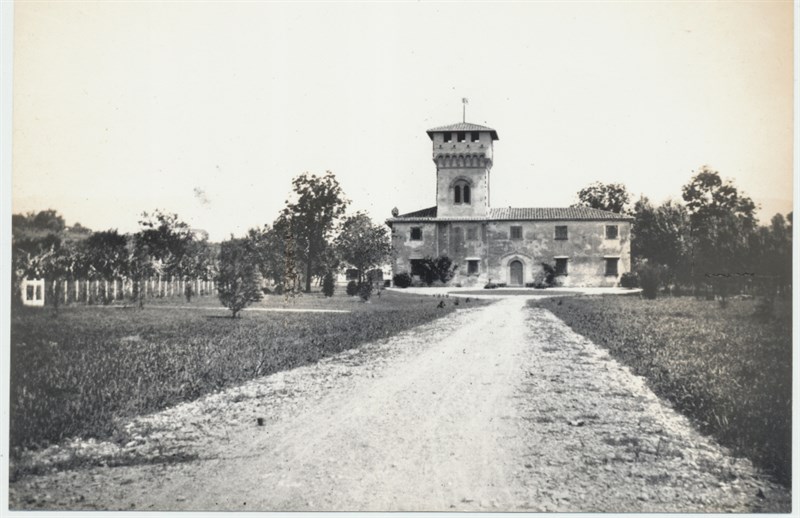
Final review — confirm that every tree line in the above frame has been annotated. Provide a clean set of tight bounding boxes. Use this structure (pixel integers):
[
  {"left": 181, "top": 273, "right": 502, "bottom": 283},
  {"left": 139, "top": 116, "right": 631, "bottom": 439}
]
[
  {"left": 13, "top": 165, "right": 792, "bottom": 309},
  {"left": 572, "top": 166, "right": 792, "bottom": 299},
  {"left": 12, "top": 171, "right": 393, "bottom": 314}
]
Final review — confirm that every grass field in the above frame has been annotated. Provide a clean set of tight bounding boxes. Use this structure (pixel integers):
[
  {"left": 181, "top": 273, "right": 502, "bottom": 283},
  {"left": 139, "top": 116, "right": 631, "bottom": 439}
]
[
  {"left": 533, "top": 295, "right": 792, "bottom": 486},
  {"left": 10, "top": 290, "right": 479, "bottom": 455}
]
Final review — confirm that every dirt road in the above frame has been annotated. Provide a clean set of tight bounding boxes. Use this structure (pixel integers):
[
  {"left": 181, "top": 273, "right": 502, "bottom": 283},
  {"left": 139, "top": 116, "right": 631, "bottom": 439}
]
[{"left": 9, "top": 298, "right": 790, "bottom": 512}]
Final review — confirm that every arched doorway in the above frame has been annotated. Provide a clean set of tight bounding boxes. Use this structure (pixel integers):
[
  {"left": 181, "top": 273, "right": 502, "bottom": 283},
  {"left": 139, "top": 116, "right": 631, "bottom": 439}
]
[{"left": 509, "top": 260, "right": 524, "bottom": 286}]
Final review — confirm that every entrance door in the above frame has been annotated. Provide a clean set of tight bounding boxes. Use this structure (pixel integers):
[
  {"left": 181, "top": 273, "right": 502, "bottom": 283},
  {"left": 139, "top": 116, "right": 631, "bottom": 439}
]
[{"left": 509, "top": 260, "right": 523, "bottom": 286}]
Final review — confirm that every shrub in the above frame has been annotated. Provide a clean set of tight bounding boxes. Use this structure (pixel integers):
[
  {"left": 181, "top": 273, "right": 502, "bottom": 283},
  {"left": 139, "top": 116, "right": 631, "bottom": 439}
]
[
  {"left": 322, "top": 271, "right": 335, "bottom": 297},
  {"left": 217, "top": 238, "right": 263, "bottom": 318},
  {"left": 638, "top": 264, "right": 661, "bottom": 300},
  {"left": 541, "top": 262, "right": 557, "bottom": 286},
  {"left": 393, "top": 272, "right": 412, "bottom": 288},
  {"left": 346, "top": 280, "right": 358, "bottom": 296},
  {"left": 358, "top": 281, "right": 373, "bottom": 301},
  {"left": 417, "top": 255, "right": 459, "bottom": 286},
  {"left": 484, "top": 282, "right": 507, "bottom": 289},
  {"left": 620, "top": 272, "right": 639, "bottom": 289}
]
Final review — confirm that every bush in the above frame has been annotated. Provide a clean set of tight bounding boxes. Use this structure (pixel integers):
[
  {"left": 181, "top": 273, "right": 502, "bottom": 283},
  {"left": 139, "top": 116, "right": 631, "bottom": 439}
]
[
  {"left": 346, "top": 280, "right": 358, "bottom": 296},
  {"left": 217, "top": 238, "right": 263, "bottom": 318},
  {"left": 638, "top": 264, "right": 661, "bottom": 300},
  {"left": 322, "top": 271, "right": 335, "bottom": 297},
  {"left": 619, "top": 272, "right": 639, "bottom": 289},
  {"left": 541, "top": 262, "right": 556, "bottom": 286},
  {"left": 358, "top": 281, "right": 373, "bottom": 301},
  {"left": 393, "top": 272, "right": 412, "bottom": 288},
  {"left": 417, "top": 255, "right": 459, "bottom": 286},
  {"left": 484, "top": 282, "right": 507, "bottom": 289}
]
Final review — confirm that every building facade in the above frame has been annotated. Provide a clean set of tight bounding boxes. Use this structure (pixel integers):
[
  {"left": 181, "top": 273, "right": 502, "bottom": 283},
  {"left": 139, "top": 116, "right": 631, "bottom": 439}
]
[{"left": 387, "top": 122, "right": 632, "bottom": 287}]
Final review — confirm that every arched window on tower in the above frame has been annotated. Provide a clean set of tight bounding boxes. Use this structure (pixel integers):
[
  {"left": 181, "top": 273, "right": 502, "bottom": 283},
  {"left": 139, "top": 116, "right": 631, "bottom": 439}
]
[{"left": 453, "top": 181, "right": 471, "bottom": 205}]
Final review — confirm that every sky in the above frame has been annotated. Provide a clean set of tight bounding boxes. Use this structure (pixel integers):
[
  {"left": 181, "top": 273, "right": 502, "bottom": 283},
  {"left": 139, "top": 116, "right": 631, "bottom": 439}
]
[{"left": 11, "top": 1, "right": 795, "bottom": 241}]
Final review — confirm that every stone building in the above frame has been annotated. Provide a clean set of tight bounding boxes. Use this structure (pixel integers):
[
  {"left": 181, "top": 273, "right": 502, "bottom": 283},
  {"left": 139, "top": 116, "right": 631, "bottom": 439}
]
[{"left": 387, "top": 122, "right": 632, "bottom": 287}]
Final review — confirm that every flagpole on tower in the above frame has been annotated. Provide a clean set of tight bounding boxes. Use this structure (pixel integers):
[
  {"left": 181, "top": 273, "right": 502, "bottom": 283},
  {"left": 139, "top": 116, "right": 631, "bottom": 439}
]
[{"left": 462, "top": 97, "right": 468, "bottom": 123}]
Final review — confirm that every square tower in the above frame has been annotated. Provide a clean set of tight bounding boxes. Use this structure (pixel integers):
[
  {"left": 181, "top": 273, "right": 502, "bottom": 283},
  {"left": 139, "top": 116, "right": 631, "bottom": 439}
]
[{"left": 426, "top": 123, "right": 499, "bottom": 218}]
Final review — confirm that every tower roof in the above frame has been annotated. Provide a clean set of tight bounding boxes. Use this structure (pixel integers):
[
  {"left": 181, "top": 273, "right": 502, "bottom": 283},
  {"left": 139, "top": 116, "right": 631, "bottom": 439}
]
[{"left": 426, "top": 122, "right": 499, "bottom": 141}]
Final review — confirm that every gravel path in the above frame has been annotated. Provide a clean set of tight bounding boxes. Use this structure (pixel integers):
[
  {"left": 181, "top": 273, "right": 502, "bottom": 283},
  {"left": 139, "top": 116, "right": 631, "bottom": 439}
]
[{"left": 8, "top": 298, "right": 790, "bottom": 512}]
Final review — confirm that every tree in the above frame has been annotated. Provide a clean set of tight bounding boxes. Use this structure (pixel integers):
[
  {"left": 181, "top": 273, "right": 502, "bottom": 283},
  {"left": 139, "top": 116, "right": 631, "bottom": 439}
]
[
  {"left": 681, "top": 166, "right": 757, "bottom": 296},
  {"left": 128, "top": 210, "right": 198, "bottom": 306},
  {"left": 79, "top": 230, "right": 130, "bottom": 282},
  {"left": 631, "top": 197, "right": 691, "bottom": 289},
  {"left": 572, "top": 182, "right": 631, "bottom": 214},
  {"left": 280, "top": 172, "right": 349, "bottom": 292},
  {"left": 245, "top": 224, "right": 286, "bottom": 287},
  {"left": 746, "top": 212, "right": 793, "bottom": 295},
  {"left": 216, "top": 237, "right": 263, "bottom": 318},
  {"left": 334, "top": 212, "right": 392, "bottom": 284},
  {"left": 135, "top": 210, "right": 195, "bottom": 278},
  {"left": 11, "top": 209, "right": 71, "bottom": 306}
]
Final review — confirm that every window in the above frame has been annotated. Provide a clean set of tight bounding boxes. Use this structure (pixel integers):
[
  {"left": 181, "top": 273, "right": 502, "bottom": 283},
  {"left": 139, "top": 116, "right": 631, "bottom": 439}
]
[
  {"left": 555, "top": 258, "right": 568, "bottom": 276},
  {"left": 443, "top": 132, "right": 452, "bottom": 143},
  {"left": 467, "top": 227, "right": 478, "bottom": 240},
  {"left": 457, "top": 131, "right": 466, "bottom": 142},
  {"left": 605, "top": 258, "right": 619, "bottom": 276},
  {"left": 510, "top": 225, "right": 523, "bottom": 240},
  {"left": 454, "top": 181, "right": 471, "bottom": 204},
  {"left": 467, "top": 260, "right": 480, "bottom": 275},
  {"left": 471, "top": 131, "right": 480, "bottom": 142},
  {"left": 605, "top": 225, "right": 619, "bottom": 239},
  {"left": 410, "top": 227, "right": 422, "bottom": 241},
  {"left": 555, "top": 225, "right": 568, "bottom": 240}
]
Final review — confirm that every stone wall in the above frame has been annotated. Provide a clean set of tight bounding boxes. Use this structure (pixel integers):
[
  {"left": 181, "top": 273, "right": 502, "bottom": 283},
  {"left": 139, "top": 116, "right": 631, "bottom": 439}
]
[{"left": 390, "top": 219, "right": 631, "bottom": 288}]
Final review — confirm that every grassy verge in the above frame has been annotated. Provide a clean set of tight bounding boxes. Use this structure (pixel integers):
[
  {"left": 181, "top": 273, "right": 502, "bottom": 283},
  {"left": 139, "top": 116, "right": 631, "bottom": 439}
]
[
  {"left": 10, "top": 290, "right": 481, "bottom": 454},
  {"left": 532, "top": 295, "right": 792, "bottom": 486}
]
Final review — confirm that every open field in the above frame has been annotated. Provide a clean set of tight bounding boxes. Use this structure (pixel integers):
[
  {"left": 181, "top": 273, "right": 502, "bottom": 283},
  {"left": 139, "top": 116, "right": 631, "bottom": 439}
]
[
  {"left": 10, "top": 290, "right": 481, "bottom": 464},
  {"left": 532, "top": 295, "right": 792, "bottom": 486}
]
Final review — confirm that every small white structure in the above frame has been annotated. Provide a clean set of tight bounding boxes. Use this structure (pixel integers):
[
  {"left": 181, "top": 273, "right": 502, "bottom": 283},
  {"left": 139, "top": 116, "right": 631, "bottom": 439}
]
[{"left": 21, "top": 278, "right": 45, "bottom": 307}]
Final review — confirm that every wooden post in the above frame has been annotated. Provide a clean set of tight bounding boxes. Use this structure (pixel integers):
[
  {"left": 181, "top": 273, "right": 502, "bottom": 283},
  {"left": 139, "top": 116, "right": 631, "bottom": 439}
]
[
  {"left": 104, "top": 280, "right": 109, "bottom": 301},
  {"left": 85, "top": 279, "right": 90, "bottom": 303},
  {"left": 64, "top": 280, "right": 68, "bottom": 304},
  {"left": 75, "top": 279, "right": 79, "bottom": 302},
  {"left": 113, "top": 279, "right": 118, "bottom": 300},
  {"left": 158, "top": 276, "right": 162, "bottom": 297}
]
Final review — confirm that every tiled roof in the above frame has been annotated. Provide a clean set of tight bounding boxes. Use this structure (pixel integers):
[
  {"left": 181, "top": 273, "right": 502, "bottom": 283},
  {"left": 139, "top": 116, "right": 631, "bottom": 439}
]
[
  {"left": 489, "top": 207, "right": 631, "bottom": 221},
  {"left": 396, "top": 206, "right": 437, "bottom": 218},
  {"left": 388, "top": 206, "right": 632, "bottom": 222},
  {"left": 426, "top": 122, "right": 499, "bottom": 140}
]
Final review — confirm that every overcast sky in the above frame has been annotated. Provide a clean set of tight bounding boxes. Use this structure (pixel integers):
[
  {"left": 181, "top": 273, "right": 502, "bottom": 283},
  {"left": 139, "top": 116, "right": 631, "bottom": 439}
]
[{"left": 12, "top": 1, "right": 794, "bottom": 241}]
